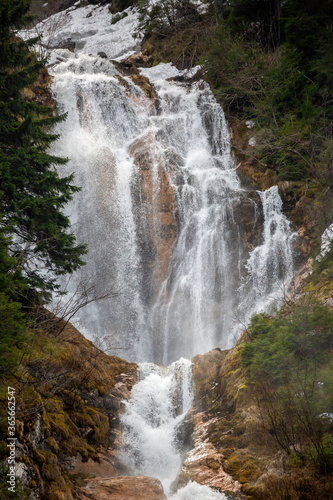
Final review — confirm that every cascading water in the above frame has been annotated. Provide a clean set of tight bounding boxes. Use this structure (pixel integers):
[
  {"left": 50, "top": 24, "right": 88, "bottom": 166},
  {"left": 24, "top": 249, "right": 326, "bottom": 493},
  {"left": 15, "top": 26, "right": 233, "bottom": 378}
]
[
  {"left": 119, "top": 360, "right": 228, "bottom": 499},
  {"left": 119, "top": 359, "right": 193, "bottom": 494},
  {"left": 46, "top": 30, "right": 295, "bottom": 362},
  {"left": 26, "top": 4, "right": 296, "bottom": 364},
  {"left": 24, "top": 4, "right": 297, "bottom": 497}
]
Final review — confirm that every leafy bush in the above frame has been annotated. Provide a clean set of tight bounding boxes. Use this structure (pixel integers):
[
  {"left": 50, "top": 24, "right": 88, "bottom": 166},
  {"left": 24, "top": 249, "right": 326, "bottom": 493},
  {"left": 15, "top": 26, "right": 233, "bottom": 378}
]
[{"left": 241, "top": 300, "right": 333, "bottom": 473}]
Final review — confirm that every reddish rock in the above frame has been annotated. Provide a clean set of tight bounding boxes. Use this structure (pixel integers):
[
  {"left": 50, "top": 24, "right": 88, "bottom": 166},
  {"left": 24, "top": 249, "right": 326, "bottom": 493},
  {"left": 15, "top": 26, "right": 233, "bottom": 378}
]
[
  {"left": 176, "top": 412, "right": 242, "bottom": 495},
  {"left": 78, "top": 476, "right": 166, "bottom": 500},
  {"left": 129, "top": 130, "right": 179, "bottom": 294},
  {"left": 69, "top": 450, "right": 119, "bottom": 478},
  {"left": 286, "top": 257, "right": 313, "bottom": 304}
]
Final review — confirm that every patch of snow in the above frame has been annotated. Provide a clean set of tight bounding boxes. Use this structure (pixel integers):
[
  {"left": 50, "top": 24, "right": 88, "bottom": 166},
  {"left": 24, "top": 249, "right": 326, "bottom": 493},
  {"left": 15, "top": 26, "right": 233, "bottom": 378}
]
[
  {"left": 20, "top": 5, "right": 140, "bottom": 61},
  {"left": 245, "top": 120, "right": 255, "bottom": 128},
  {"left": 139, "top": 63, "right": 201, "bottom": 82},
  {"left": 316, "top": 223, "right": 333, "bottom": 261},
  {"left": 249, "top": 137, "right": 256, "bottom": 147},
  {"left": 320, "top": 413, "right": 333, "bottom": 422}
]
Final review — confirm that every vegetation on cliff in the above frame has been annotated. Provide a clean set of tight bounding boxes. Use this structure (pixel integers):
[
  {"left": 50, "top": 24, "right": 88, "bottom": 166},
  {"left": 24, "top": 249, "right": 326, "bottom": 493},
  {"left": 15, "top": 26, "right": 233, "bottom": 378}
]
[
  {"left": 192, "top": 247, "right": 333, "bottom": 499},
  {"left": 0, "top": 313, "right": 136, "bottom": 499},
  {"left": 242, "top": 300, "right": 333, "bottom": 473},
  {"left": 0, "top": 3, "right": 136, "bottom": 498},
  {"left": 137, "top": 0, "right": 332, "bottom": 250},
  {"left": 0, "top": 0, "right": 87, "bottom": 375},
  {"left": 192, "top": 306, "right": 333, "bottom": 497}
]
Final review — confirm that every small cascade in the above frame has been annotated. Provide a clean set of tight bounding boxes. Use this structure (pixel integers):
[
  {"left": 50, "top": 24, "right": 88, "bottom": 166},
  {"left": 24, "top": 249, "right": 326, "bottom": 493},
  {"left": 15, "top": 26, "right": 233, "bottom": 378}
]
[
  {"left": 119, "top": 359, "right": 227, "bottom": 499},
  {"left": 119, "top": 359, "right": 193, "bottom": 495},
  {"left": 239, "top": 185, "right": 295, "bottom": 317}
]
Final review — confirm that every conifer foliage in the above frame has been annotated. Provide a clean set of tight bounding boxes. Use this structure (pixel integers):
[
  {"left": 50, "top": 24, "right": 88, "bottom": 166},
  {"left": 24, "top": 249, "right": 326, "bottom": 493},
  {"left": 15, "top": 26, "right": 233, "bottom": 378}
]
[{"left": 0, "top": 0, "right": 86, "bottom": 299}]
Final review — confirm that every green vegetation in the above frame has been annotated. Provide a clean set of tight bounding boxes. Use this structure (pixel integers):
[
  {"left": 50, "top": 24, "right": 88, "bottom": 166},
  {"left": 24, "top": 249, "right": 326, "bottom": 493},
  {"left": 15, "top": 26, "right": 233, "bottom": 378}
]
[
  {"left": 111, "top": 11, "right": 128, "bottom": 24},
  {"left": 0, "top": 316, "right": 136, "bottom": 499},
  {"left": 241, "top": 300, "right": 333, "bottom": 475},
  {"left": 0, "top": 0, "right": 87, "bottom": 377},
  {"left": 139, "top": 0, "right": 333, "bottom": 184},
  {"left": 138, "top": 1, "right": 333, "bottom": 249},
  {"left": 0, "top": 0, "right": 86, "bottom": 295}
]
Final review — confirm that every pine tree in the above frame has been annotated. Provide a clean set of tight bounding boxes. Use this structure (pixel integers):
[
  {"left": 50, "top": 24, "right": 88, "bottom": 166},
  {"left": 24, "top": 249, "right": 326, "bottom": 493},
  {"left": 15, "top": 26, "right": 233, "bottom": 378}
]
[{"left": 0, "top": 0, "right": 87, "bottom": 301}]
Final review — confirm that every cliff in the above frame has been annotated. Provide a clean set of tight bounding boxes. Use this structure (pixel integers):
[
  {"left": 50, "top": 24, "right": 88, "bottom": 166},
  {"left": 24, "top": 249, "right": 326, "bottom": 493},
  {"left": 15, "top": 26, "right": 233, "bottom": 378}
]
[
  {"left": 184, "top": 258, "right": 333, "bottom": 499},
  {"left": 9, "top": 3, "right": 333, "bottom": 499},
  {"left": 0, "top": 313, "right": 138, "bottom": 499}
]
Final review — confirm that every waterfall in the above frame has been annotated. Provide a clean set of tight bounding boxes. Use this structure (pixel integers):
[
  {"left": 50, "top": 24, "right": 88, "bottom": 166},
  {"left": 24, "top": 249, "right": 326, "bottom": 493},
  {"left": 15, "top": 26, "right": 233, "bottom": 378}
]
[
  {"left": 119, "top": 359, "right": 228, "bottom": 499},
  {"left": 23, "top": 3, "right": 298, "bottom": 498},
  {"left": 23, "top": 3, "right": 296, "bottom": 364},
  {"left": 119, "top": 359, "right": 193, "bottom": 494}
]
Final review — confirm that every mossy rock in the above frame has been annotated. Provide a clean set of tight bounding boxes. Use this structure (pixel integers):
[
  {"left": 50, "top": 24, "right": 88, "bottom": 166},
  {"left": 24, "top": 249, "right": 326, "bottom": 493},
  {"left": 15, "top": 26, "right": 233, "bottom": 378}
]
[
  {"left": 130, "top": 73, "right": 157, "bottom": 100},
  {"left": 41, "top": 462, "right": 62, "bottom": 481},
  {"left": 223, "top": 452, "right": 260, "bottom": 484},
  {"left": 44, "top": 436, "right": 59, "bottom": 454},
  {"left": 33, "top": 448, "right": 46, "bottom": 464},
  {"left": 97, "top": 385, "right": 106, "bottom": 397},
  {"left": 48, "top": 411, "right": 79, "bottom": 441},
  {"left": 43, "top": 475, "right": 74, "bottom": 500},
  {"left": 70, "top": 406, "right": 109, "bottom": 444}
]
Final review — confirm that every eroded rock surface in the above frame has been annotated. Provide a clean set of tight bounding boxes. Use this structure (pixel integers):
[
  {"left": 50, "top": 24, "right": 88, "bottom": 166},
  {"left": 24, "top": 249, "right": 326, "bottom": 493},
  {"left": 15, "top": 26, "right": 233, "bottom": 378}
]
[
  {"left": 176, "top": 411, "right": 242, "bottom": 495},
  {"left": 78, "top": 475, "right": 166, "bottom": 500},
  {"left": 129, "top": 130, "right": 179, "bottom": 297}
]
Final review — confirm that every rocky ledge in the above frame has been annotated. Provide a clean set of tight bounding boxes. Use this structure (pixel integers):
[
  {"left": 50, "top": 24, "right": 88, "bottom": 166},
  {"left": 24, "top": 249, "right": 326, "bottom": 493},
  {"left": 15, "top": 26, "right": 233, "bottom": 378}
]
[{"left": 77, "top": 475, "right": 166, "bottom": 500}]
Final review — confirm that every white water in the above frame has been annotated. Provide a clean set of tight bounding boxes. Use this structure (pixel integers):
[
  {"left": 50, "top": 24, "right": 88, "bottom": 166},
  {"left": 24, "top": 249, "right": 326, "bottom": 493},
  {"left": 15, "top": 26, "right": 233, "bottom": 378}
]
[
  {"left": 120, "top": 359, "right": 193, "bottom": 495},
  {"left": 120, "top": 360, "right": 227, "bottom": 498},
  {"left": 170, "top": 482, "right": 228, "bottom": 500},
  {"left": 22, "top": 3, "right": 296, "bottom": 363},
  {"left": 22, "top": 4, "right": 298, "bottom": 498}
]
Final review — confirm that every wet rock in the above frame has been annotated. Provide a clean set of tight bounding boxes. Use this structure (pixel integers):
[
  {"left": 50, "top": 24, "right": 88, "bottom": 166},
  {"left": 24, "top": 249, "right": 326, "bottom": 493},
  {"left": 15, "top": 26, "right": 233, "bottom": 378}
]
[
  {"left": 286, "top": 257, "right": 313, "bottom": 304},
  {"left": 231, "top": 191, "right": 264, "bottom": 253},
  {"left": 78, "top": 475, "right": 167, "bottom": 499},
  {"left": 129, "top": 131, "right": 179, "bottom": 297},
  {"left": 175, "top": 412, "right": 242, "bottom": 495},
  {"left": 122, "top": 52, "right": 154, "bottom": 69},
  {"left": 52, "top": 38, "right": 76, "bottom": 51},
  {"left": 98, "top": 51, "right": 108, "bottom": 58},
  {"left": 174, "top": 409, "right": 194, "bottom": 452}
]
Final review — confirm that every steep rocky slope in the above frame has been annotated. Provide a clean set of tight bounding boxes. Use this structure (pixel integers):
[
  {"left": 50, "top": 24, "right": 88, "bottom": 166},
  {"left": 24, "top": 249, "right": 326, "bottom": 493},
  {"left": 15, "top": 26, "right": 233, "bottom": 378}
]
[{"left": 0, "top": 313, "right": 137, "bottom": 499}]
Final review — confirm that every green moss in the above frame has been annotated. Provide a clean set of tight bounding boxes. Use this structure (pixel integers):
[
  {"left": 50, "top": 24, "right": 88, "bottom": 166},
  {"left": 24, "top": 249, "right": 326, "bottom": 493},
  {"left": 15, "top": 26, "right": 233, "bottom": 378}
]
[
  {"left": 223, "top": 452, "right": 260, "bottom": 484},
  {"left": 44, "top": 436, "right": 59, "bottom": 454},
  {"left": 97, "top": 385, "right": 106, "bottom": 397},
  {"left": 43, "top": 475, "right": 74, "bottom": 500},
  {"left": 130, "top": 74, "right": 156, "bottom": 99},
  {"left": 41, "top": 462, "right": 61, "bottom": 481},
  {"left": 32, "top": 448, "right": 46, "bottom": 463}
]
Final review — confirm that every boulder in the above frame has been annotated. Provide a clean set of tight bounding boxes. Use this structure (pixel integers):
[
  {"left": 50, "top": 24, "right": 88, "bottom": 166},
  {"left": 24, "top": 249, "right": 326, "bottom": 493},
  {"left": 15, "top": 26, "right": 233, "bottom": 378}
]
[{"left": 78, "top": 476, "right": 166, "bottom": 500}]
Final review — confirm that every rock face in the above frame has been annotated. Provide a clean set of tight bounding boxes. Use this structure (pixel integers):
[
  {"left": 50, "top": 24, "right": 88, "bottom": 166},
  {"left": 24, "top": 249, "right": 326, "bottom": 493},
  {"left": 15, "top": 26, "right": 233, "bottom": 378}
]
[
  {"left": 10, "top": 313, "right": 137, "bottom": 500},
  {"left": 176, "top": 411, "right": 243, "bottom": 495},
  {"left": 69, "top": 450, "right": 119, "bottom": 478},
  {"left": 172, "top": 349, "right": 244, "bottom": 497},
  {"left": 129, "top": 130, "right": 179, "bottom": 299},
  {"left": 78, "top": 476, "right": 166, "bottom": 500}
]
